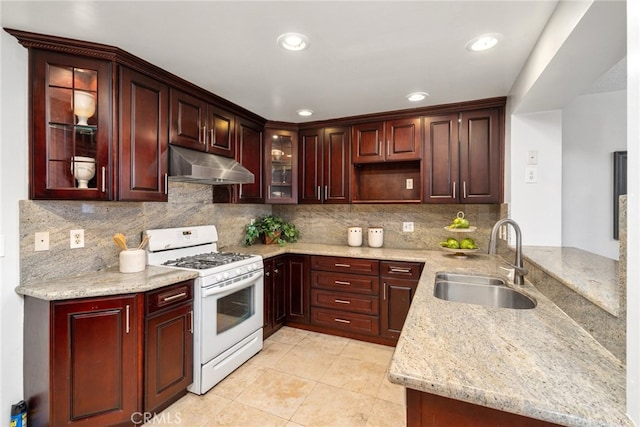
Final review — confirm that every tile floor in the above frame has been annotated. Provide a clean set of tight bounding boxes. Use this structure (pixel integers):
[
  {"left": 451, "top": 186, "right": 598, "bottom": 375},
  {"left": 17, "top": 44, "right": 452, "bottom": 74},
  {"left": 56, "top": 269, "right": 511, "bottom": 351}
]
[{"left": 155, "top": 327, "right": 406, "bottom": 426}]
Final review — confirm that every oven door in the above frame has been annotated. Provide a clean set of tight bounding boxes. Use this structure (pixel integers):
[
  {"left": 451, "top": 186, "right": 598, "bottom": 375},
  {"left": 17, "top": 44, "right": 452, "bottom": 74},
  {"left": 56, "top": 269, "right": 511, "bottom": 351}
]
[{"left": 200, "top": 270, "right": 264, "bottom": 363}]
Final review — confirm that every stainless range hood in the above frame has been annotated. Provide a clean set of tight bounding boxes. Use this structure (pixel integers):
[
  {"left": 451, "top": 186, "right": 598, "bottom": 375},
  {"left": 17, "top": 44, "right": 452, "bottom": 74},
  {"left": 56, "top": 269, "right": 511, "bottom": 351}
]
[{"left": 169, "top": 145, "right": 255, "bottom": 185}]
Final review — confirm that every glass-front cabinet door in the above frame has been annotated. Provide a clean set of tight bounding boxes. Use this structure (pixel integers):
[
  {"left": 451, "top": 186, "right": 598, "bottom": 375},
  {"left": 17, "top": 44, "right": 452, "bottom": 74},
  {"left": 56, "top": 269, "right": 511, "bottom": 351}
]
[
  {"left": 265, "top": 128, "right": 297, "bottom": 204},
  {"left": 31, "top": 50, "right": 112, "bottom": 199}
]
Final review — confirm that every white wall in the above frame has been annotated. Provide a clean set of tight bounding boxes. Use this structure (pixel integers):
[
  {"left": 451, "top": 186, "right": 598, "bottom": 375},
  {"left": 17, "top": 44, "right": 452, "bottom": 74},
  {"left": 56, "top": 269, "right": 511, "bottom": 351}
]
[
  {"left": 510, "top": 111, "right": 563, "bottom": 246},
  {"left": 626, "top": 0, "right": 640, "bottom": 421},
  {"left": 0, "top": 29, "right": 28, "bottom": 422},
  {"left": 562, "top": 90, "right": 626, "bottom": 260}
]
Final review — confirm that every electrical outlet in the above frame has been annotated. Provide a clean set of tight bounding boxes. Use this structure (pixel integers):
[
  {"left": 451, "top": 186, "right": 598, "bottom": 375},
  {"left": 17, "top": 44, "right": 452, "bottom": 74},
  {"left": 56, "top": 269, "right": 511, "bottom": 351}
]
[
  {"left": 35, "top": 232, "right": 49, "bottom": 251},
  {"left": 402, "top": 222, "right": 414, "bottom": 232},
  {"left": 250, "top": 218, "right": 256, "bottom": 225},
  {"left": 500, "top": 225, "right": 508, "bottom": 241},
  {"left": 70, "top": 229, "right": 84, "bottom": 249},
  {"left": 405, "top": 178, "right": 413, "bottom": 190},
  {"left": 527, "top": 150, "right": 538, "bottom": 165}
]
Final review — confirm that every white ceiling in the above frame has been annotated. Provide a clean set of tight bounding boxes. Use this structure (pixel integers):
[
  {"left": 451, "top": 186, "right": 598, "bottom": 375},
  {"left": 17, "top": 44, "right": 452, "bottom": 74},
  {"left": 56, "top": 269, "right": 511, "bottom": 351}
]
[{"left": 1, "top": 1, "right": 621, "bottom": 123}]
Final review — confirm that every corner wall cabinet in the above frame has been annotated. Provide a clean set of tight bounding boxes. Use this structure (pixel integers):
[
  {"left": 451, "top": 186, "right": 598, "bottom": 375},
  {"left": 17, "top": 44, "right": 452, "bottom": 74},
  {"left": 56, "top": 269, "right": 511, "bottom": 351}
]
[
  {"left": 299, "top": 126, "right": 351, "bottom": 204},
  {"left": 265, "top": 127, "right": 298, "bottom": 204},
  {"left": 424, "top": 108, "right": 502, "bottom": 204}
]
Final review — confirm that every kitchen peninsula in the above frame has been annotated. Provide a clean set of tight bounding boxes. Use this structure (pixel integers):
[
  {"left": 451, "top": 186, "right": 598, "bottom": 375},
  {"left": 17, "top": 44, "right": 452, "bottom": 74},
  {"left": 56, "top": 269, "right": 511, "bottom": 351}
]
[{"left": 223, "top": 243, "right": 630, "bottom": 427}]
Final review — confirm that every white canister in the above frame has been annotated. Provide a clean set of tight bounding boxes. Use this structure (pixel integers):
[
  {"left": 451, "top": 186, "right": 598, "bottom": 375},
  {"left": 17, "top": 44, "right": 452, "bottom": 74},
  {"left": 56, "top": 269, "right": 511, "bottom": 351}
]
[
  {"left": 368, "top": 227, "right": 384, "bottom": 248},
  {"left": 347, "top": 227, "right": 363, "bottom": 247},
  {"left": 119, "top": 249, "right": 146, "bottom": 273}
]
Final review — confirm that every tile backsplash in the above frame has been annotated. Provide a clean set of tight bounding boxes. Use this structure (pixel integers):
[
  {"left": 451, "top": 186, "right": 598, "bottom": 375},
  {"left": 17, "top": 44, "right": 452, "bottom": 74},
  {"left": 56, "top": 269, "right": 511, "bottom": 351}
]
[{"left": 19, "top": 182, "right": 503, "bottom": 283}]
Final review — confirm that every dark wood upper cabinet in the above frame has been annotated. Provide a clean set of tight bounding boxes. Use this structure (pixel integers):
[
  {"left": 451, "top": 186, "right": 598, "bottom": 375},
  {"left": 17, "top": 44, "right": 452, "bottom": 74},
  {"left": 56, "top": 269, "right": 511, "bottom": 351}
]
[
  {"left": 299, "top": 126, "right": 350, "bottom": 204},
  {"left": 459, "top": 108, "right": 502, "bottom": 203},
  {"left": 236, "top": 116, "right": 265, "bottom": 203},
  {"left": 424, "top": 108, "right": 502, "bottom": 204},
  {"left": 169, "top": 88, "right": 236, "bottom": 158},
  {"left": 29, "top": 49, "right": 113, "bottom": 200},
  {"left": 119, "top": 67, "right": 168, "bottom": 201},
  {"left": 352, "top": 118, "right": 422, "bottom": 163}
]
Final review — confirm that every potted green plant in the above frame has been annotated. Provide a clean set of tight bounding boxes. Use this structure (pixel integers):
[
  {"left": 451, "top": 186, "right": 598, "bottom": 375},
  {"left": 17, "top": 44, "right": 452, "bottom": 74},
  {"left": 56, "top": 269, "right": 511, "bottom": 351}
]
[{"left": 242, "top": 214, "right": 301, "bottom": 246}]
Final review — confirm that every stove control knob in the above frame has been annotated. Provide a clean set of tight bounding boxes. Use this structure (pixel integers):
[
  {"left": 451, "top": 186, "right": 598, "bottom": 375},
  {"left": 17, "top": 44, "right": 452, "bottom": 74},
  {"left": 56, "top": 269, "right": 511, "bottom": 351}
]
[
  {"left": 247, "top": 264, "right": 254, "bottom": 271},
  {"left": 215, "top": 274, "right": 223, "bottom": 283},
  {"left": 223, "top": 272, "right": 230, "bottom": 280},
  {"left": 235, "top": 268, "right": 242, "bottom": 276}
]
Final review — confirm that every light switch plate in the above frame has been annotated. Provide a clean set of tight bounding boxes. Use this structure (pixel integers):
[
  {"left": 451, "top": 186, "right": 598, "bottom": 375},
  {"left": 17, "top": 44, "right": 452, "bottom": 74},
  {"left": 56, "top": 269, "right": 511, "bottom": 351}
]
[
  {"left": 525, "top": 166, "right": 538, "bottom": 183},
  {"left": 527, "top": 150, "right": 538, "bottom": 165},
  {"left": 406, "top": 178, "right": 413, "bottom": 190}
]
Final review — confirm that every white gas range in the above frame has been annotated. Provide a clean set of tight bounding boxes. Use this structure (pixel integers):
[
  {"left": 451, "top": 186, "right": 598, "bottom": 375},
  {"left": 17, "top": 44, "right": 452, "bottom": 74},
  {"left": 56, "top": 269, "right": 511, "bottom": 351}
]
[{"left": 145, "top": 225, "right": 264, "bottom": 395}]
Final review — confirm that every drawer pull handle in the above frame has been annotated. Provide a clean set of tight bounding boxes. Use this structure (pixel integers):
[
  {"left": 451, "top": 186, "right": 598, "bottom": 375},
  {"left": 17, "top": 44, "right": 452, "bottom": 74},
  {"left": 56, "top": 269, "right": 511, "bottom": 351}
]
[
  {"left": 334, "top": 299, "right": 351, "bottom": 304},
  {"left": 390, "top": 267, "right": 412, "bottom": 273},
  {"left": 334, "top": 263, "right": 351, "bottom": 268},
  {"left": 334, "top": 280, "right": 351, "bottom": 286},
  {"left": 335, "top": 318, "right": 351, "bottom": 324},
  {"left": 163, "top": 292, "right": 187, "bottom": 302}
]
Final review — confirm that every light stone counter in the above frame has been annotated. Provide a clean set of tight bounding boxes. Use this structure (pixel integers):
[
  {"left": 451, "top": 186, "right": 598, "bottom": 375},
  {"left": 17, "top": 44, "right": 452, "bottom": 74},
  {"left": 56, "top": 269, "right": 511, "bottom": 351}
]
[
  {"left": 226, "top": 243, "right": 629, "bottom": 426},
  {"left": 523, "top": 246, "right": 620, "bottom": 316},
  {"left": 15, "top": 266, "right": 198, "bottom": 301}
]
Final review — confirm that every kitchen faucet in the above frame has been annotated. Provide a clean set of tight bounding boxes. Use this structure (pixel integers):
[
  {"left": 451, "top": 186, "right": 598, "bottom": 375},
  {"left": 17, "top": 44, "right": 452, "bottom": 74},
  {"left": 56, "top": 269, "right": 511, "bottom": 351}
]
[{"left": 488, "top": 218, "right": 528, "bottom": 286}]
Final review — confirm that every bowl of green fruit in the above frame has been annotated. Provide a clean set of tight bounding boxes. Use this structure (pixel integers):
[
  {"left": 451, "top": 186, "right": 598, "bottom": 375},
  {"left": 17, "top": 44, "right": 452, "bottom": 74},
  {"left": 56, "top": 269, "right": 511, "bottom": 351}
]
[
  {"left": 444, "top": 211, "right": 477, "bottom": 232},
  {"left": 439, "top": 236, "right": 479, "bottom": 257}
]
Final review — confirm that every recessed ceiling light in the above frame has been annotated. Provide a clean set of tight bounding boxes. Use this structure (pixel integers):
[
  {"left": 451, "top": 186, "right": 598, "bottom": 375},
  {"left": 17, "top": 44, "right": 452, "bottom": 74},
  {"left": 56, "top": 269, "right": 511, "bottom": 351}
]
[
  {"left": 297, "top": 109, "right": 313, "bottom": 117},
  {"left": 407, "top": 92, "right": 429, "bottom": 102},
  {"left": 465, "top": 33, "right": 502, "bottom": 52},
  {"left": 277, "top": 32, "right": 310, "bottom": 51}
]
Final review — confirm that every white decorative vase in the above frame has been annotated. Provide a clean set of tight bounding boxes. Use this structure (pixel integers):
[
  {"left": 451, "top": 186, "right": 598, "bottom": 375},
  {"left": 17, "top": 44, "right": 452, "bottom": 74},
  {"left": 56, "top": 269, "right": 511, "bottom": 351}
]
[
  {"left": 348, "top": 227, "right": 363, "bottom": 247},
  {"left": 71, "top": 156, "right": 96, "bottom": 189},
  {"left": 368, "top": 227, "right": 384, "bottom": 248},
  {"left": 74, "top": 91, "right": 96, "bottom": 126}
]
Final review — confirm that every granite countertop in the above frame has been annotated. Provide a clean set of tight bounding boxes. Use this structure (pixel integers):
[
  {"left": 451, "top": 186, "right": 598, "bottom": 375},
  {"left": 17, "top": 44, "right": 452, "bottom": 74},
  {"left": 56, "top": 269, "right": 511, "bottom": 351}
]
[
  {"left": 15, "top": 266, "right": 198, "bottom": 300},
  {"left": 17, "top": 242, "right": 629, "bottom": 425},
  {"left": 226, "top": 243, "right": 629, "bottom": 426},
  {"left": 523, "top": 246, "right": 621, "bottom": 316}
]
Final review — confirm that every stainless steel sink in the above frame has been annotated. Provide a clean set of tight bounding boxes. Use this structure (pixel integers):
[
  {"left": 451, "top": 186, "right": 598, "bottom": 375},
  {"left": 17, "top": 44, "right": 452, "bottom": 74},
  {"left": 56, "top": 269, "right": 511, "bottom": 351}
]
[
  {"left": 435, "top": 273, "right": 506, "bottom": 287},
  {"left": 433, "top": 273, "right": 536, "bottom": 309}
]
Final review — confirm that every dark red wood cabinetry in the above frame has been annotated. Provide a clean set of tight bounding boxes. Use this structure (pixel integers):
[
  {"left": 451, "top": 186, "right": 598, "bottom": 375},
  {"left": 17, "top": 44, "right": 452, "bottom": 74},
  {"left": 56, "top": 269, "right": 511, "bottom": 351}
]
[
  {"left": 265, "top": 127, "right": 297, "bottom": 203},
  {"left": 380, "top": 261, "right": 423, "bottom": 341},
  {"left": 237, "top": 116, "right": 265, "bottom": 203},
  {"left": 169, "top": 88, "right": 236, "bottom": 158},
  {"left": 286, "top": 254, "right": 311, "bottom": 325},
  {"left": 424, "top": 108, "right": 502, "bottom": 203},
  {"left": 264, "top": 255, "right": 287, "bottom": 338},
  {"left": 23, "top": 280, "right": 194, "bottom": 426},
  {"left": 28, "top": 49, "right": 113, "bottom": 200},
  {"left": 119, "top": 67, "right": 168, "bottom": 201},
  {"left": 144, "top": 281, "right": 194, "bottom": 414},
  {"left": 24, "top": 294, "right": 139, "bottom": 427},
  {"left": 299, "top": 126, "right": 350, "bottom": 204},
  {"left": 352, "top": 118, "right": 422, "bottom": 163}
]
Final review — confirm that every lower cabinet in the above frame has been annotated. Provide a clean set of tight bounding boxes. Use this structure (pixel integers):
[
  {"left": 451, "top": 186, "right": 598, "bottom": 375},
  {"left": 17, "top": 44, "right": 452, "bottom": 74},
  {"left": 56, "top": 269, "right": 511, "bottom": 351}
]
[
  {"left": 310, "top": 256, "right": 381, "bottom": 339},
  {"left": 380, "top": 261, "right": 423, "bottom": 341},
  {"left": 285, "top": 254, "right": 310, "bottom": 325},
  {"left": 23, "top": 280, "right": 194, "bottom": 427},
  {"left": 406, "top": 389, "right": 559, "bottom": 427},
  {"left": 144, "top": 282, "right": 194, "bottom": 414},
  {"left": 25, "top": 294, "right": 139, "bottom": 427},
  {"left": 264, "top": 255, "right": 287, "bottom": 338}
]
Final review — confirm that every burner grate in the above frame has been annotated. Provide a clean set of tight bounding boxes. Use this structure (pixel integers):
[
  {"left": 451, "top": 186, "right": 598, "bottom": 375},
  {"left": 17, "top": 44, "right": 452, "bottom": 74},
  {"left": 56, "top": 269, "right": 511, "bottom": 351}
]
[{"left": 162, "top": 252, "right": 254, "bottom": 270}]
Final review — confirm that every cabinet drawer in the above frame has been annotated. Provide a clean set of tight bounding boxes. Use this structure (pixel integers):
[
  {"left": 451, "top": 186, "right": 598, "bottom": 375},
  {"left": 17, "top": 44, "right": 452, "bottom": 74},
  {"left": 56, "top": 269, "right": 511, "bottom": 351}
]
[
  {"left": 146, "top": 281, "right": 193, "bottom": 315},
  {"left": 311, "top": 271, "right": 379, "bottom": 295},
  {"left": 311, "top": 289, "right": 379, "bottom": 315},
  {"left": 311, "top": 256, "right": 379, "bottom": 275},
  {"left": 311, "top": 308, "right": 379, "bottom": 336},
  {"left": 380, "top": 261, "right": 423, "bottom": 280}
]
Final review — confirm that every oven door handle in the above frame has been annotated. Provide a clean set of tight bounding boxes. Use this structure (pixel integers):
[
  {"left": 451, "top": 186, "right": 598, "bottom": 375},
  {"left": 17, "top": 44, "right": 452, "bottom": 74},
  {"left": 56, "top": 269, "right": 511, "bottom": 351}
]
[{"left": 202, "top": 271, "right": 264, "bottom": 298}]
